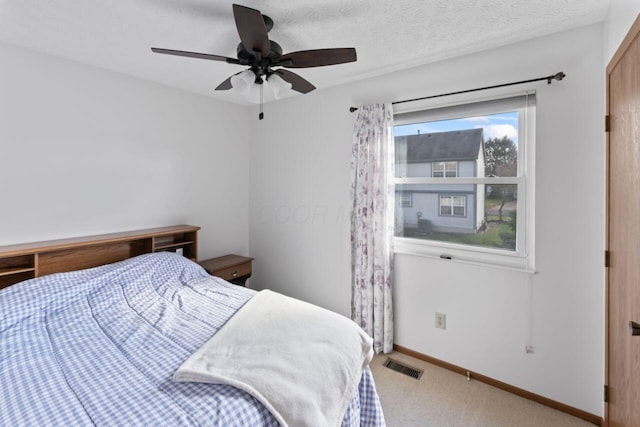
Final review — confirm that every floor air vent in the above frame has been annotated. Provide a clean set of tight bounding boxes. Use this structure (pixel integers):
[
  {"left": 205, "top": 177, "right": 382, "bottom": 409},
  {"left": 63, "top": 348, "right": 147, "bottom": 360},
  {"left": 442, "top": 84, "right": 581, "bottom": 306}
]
[{"left": 383, "top": 358, "right": 423, "bottom": 380}]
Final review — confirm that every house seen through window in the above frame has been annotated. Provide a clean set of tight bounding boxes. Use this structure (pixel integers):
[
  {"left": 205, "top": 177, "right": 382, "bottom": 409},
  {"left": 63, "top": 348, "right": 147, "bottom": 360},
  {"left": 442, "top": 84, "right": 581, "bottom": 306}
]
[{"left": 393, "top": 94, "right": 534, "bottom": 269}]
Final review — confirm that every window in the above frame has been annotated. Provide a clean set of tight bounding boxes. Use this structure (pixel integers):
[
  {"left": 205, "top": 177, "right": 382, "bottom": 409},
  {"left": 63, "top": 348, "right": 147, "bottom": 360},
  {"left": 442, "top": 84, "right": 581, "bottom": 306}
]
[
  {"left": 401, "top": 192, "right": 413, "bottom": 207},
  {"left": 439, "top": 195, "right": 465, "bottom": 216},
  {"left": 433, "top": 161, "right": 458, "bottom": 178},
  {"left": 393, "top": 94, "right": 535, "bottom": 271}
]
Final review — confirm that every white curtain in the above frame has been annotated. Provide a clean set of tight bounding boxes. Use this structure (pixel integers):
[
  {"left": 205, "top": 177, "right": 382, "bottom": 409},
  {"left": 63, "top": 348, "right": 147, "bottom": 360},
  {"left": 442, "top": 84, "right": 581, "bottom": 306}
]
[{"left": 350, "top": 103, "right": 394, "bottom": 354}]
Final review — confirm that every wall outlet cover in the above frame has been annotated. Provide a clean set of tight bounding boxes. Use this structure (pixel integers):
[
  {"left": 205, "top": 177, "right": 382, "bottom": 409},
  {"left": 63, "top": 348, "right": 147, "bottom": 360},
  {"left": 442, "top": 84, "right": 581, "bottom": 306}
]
[{"left": 435, "top": 312, "right": 446, "bottom": 329}]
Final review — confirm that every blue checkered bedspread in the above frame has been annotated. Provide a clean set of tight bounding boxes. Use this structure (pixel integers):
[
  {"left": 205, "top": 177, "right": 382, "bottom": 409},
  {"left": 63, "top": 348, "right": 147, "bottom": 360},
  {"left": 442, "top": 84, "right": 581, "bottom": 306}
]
[{"left": 0, "top": 252, "right": 384, "bottom": 426}]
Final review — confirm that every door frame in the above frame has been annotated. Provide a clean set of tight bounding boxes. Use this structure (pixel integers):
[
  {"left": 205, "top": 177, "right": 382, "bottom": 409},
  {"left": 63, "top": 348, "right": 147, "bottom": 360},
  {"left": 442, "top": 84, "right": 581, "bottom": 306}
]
[{"left": 605, "top": 13, "right": 640, "bottom": 427}]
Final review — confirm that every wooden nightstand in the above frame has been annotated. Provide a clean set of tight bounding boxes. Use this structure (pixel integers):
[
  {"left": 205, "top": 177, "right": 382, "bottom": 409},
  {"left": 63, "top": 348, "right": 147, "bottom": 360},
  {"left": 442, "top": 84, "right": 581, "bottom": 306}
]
[{"left": 199, "top": 254, "right": 254, "bottom": 286}]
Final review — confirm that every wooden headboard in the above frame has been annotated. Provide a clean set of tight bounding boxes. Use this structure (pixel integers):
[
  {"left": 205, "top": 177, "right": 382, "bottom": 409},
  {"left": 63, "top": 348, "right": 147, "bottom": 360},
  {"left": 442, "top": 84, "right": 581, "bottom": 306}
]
[{"left": 0, "top": 225, "right": 200, "bottom": 290}]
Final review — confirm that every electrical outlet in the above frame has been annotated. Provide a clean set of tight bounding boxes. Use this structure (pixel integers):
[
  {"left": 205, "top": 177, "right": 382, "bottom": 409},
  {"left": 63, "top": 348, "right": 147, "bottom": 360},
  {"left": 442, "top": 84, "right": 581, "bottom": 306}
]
[{"left": 435, "top": 312, "right": 446, "bottom": 330}]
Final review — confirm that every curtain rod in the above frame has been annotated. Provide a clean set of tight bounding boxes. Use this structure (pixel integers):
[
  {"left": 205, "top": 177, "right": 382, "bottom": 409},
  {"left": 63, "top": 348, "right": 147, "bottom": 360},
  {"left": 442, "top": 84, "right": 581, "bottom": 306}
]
[{"left": 348, "top": 72, "right": 565, "bottom": 113}]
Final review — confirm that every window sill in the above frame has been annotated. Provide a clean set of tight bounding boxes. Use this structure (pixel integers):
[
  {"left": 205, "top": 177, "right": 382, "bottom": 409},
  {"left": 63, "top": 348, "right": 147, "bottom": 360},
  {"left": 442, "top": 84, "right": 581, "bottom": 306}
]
[{"left": 394, "top": 237, "right": 535, "bottom": 273}]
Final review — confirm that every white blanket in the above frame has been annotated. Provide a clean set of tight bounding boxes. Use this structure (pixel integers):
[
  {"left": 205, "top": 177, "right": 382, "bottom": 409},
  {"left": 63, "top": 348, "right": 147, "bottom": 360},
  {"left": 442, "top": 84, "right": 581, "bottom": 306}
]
[{"left": 173, "top": 289, "right": 374, "bottom": 427}]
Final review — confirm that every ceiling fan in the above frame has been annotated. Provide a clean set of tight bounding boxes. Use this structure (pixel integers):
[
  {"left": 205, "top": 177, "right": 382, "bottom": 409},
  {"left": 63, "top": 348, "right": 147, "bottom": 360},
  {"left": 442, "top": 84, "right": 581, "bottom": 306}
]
[{"left": 151, "top": 3, "right": 357, "bottom": 118}]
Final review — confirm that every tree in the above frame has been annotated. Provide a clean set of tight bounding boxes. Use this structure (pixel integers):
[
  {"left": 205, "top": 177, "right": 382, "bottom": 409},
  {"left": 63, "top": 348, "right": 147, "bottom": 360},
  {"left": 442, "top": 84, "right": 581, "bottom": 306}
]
[
  {"left": 484, "top": 136, "right": 517, "bottom": 177},
  {"left": 484, "top": 136, "right": 517, "bottom": 221}
]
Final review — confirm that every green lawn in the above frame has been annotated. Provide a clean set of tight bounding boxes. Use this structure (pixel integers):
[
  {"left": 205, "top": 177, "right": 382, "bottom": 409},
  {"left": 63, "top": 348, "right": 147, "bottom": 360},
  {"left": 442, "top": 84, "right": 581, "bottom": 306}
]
[
  {"left": 403, "top": 220, "right": 515, "bottom": 250},
  {"left": 484, "top": 198, "right": 504, "bottom": 210}
]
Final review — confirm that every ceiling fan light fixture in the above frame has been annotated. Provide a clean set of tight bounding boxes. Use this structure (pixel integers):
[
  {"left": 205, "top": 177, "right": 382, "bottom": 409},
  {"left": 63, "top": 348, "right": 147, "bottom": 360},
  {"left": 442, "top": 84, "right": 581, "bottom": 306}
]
[
  {"left": 246, "top": 81, "right": 263, "bottom": 104},
  {"left": 267, "top": 73, "right": 293, "bottom": 99},
  {"left": 230, "top": 69, "right": 256, "bottom": 95}
]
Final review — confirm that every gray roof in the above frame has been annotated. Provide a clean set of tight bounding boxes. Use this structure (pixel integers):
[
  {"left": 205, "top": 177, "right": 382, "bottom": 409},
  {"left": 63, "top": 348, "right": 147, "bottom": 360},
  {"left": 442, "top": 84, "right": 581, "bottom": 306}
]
[{"left": 403, "top": 128, "right": 483, "bottom": 163}]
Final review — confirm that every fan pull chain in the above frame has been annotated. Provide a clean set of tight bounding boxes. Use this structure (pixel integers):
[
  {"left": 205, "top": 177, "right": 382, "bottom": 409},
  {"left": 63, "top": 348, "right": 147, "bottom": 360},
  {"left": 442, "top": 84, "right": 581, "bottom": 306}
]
[{"left": 259, "top": 82, "right": 264, "bottom": 120}]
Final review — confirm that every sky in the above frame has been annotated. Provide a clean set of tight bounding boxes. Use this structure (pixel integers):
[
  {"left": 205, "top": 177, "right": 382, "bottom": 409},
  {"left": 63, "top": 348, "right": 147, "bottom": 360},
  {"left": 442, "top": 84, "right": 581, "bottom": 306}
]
[{"left": 394, "top": 111, "right": 519, "bottom": 146}]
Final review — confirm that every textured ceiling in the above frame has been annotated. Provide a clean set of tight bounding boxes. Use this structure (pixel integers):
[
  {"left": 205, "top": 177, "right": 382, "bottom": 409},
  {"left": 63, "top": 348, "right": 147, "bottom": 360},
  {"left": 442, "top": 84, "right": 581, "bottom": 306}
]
[{"left": 0, "top": 0, "right": 609, "bottom": 105}]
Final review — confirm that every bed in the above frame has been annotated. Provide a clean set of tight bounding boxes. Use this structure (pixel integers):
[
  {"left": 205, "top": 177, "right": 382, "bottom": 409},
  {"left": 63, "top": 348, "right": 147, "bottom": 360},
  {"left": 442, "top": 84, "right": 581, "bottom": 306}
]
[{"left": 0, "top": 228, "right": 385, "bottom": 426}]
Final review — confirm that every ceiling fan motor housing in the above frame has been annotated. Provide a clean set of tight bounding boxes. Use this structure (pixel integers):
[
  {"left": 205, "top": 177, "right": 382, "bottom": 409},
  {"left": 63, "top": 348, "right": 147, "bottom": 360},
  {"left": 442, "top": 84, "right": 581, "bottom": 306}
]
[
  {"left": 236, "top": 40, "right": 282, "bottom": 63},
  {"left": 236, "top": 40, "right": 283, "bottom": 81},
  {"left": 262, "top": 14, "right": 274, "bottom": 32}
]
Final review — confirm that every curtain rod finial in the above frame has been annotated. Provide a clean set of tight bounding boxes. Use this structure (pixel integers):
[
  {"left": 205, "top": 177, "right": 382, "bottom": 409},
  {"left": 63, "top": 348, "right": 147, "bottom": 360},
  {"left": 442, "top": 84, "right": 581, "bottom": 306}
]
[
  {"left": 349, "top": 106, "right": 359, "bottom": 113},
  {"left": 548, "top": 72, "right": 566, "bottom": 84}
]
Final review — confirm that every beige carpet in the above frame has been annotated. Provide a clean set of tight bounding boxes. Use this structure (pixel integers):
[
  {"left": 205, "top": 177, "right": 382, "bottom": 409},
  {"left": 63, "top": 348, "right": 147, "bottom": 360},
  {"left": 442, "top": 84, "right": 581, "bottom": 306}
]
[{"left": 369, "top": 352, "right": 595, "bottom": 427}]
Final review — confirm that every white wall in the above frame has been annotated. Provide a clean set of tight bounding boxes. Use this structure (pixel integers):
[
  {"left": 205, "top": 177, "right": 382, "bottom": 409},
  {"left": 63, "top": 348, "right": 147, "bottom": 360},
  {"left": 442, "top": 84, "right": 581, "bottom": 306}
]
[
  {"left": 604, "top": 0, "right": 640, "bottom": 62},
  {"left": 248, "top": 93, "right": 354, "bottom": 315},
  {"left": 249, "top": 24, "right": 605, "bottom": 416},
  {"left": 0, "top": 42, "right": 251, "bottom": 259}
]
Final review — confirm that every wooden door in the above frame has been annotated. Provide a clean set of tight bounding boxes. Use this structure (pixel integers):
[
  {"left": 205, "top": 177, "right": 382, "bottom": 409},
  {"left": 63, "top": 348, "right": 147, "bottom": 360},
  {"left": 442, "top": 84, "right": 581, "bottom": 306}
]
[{"left": 606, "top": 14, "right": 640, "bottom": 427}]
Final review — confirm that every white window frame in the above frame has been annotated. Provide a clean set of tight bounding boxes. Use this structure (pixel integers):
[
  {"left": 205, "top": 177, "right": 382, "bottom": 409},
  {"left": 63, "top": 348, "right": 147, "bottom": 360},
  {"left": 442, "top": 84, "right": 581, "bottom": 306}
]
[{"left": 393, "top": 93, "right": 536, "bottom": 272}]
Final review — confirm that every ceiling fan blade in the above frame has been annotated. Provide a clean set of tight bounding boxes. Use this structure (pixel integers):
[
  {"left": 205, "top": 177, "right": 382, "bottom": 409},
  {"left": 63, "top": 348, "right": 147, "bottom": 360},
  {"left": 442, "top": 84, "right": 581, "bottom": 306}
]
[
  {"left": 276, "top": 48, "right": 357, "bottom": 68},
  {"left": 151, "top": 47, "right": 239, "bottom": 64},
  {"left": 275, "top": 69, "right": 316, "bottom": 94},
  {"left": 233, "top": 4, "right": 271, "bottom": 57},
  {"left": 215, "top": 77, "right": 233, "bottom": 91},
  {"left": 215, "top": 72, "right": 242, "bottom": 91}
]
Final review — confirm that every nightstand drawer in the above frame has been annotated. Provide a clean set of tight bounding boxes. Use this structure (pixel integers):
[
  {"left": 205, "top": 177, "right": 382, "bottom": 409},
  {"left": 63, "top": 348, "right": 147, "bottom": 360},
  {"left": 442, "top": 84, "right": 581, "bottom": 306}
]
[
  {"left": 198, "top": 254, "right": 254, "bottom": 286},
  {"left": 213, "top": 263, "right": 251, "bottom": 281}
]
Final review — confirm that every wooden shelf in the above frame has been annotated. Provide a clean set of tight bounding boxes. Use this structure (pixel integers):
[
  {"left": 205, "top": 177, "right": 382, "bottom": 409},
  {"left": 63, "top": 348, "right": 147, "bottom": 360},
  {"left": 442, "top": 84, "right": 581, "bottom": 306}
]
[
  {"left": 0, "top": 225, "right": 199, "bottom": 290},
  {"left": 154, "top": 240, "right": 194, "bottom": 251},
  {"left": 0, "top": 253, "right": 35, "bottom": 287},
  {"left": 152, "top": 231, "right": 197, "bottom": 260},
  {"left": 0, "top": 267, "right": 36, "bottom": 277}
]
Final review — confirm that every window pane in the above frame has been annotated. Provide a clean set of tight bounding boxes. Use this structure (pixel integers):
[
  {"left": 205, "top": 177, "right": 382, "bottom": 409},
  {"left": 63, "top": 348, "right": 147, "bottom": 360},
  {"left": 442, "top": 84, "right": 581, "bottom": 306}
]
[
  {"left": 401, "top": 193, "right": 412, "bottom": 207},
  {"left": 395, "top": 112, "right": 519, "bottom": 178},
  {"left": 395, "top": 184, "right": 517, "bottom": 251}
]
